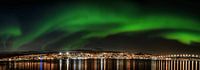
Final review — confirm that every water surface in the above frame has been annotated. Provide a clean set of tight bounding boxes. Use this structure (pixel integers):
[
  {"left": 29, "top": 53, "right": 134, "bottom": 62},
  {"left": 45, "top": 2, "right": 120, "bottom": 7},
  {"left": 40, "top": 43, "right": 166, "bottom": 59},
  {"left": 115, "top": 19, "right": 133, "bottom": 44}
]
[{"left": 0, "top": 59, "right": 199, "bottom": 70}]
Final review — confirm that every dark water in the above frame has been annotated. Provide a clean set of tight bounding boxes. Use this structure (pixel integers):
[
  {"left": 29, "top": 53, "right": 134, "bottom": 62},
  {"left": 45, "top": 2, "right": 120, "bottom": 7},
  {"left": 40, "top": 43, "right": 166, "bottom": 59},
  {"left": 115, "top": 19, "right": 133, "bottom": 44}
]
[{"left": 0, "top": 59, "right": 200, "bottom": 70}]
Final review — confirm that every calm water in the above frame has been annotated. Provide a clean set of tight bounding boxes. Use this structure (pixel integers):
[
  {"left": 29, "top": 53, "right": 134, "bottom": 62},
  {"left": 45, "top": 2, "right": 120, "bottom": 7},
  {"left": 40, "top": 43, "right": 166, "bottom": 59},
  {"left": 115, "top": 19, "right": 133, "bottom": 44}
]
[{"left": 0, "top": 59, "right": 200, "bottom": 70}]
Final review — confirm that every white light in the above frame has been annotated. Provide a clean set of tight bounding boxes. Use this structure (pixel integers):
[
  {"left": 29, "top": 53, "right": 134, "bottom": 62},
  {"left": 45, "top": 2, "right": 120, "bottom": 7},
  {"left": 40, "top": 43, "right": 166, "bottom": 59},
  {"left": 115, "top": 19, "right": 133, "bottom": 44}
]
[
  {"left": 174, "top": 55, "right": 176, "bottom": 57},
  {"left": 59, "top": 52, "right": 62, "bottom": 55},
  {"left": 192, "top": 54, "right": 195, "bottom": 57},
  {"left": 66, "top": 52, "right": 69, "bottom": 55}
]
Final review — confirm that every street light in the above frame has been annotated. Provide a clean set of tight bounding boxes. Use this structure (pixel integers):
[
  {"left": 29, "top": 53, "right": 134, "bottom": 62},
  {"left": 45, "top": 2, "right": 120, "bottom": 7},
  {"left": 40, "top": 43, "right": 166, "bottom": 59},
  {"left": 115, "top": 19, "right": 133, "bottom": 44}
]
[
  {"left": 66, "top": 52, "right": 69, "bottom": 55},
  {"left": 59, "top": 52, "right": 62, "bottom": 55}
]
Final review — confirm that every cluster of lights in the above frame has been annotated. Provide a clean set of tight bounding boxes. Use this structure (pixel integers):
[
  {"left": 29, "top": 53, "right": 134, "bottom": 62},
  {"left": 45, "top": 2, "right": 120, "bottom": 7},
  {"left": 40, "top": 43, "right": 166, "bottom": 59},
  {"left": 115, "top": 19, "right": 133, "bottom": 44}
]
[
  {"left": 59, "top": 52, "right": 70, "bottom": 55},
  {"left": 157, "top": 54, "right": 200, "bottom": 58}
]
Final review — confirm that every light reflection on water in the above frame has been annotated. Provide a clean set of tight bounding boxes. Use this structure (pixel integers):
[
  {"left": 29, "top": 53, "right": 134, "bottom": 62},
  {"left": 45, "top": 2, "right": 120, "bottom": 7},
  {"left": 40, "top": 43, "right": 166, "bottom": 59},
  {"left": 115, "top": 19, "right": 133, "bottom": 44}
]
[{"left": 0, "top": 59, "right": 199, "bottom": 70}]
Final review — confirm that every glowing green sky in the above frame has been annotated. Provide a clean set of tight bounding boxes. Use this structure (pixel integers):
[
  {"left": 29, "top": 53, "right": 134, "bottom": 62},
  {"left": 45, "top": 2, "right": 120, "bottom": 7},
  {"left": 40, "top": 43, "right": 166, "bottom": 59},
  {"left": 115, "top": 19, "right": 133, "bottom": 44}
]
[
  {"left": 161, "top": 32, "right": 200, "bottom": 44},
  {"left": 1, "top": 2, "right": 200, "bottom": 50},
  {"left": 0, "top": 26, "right": 21, "bottom": 37}
]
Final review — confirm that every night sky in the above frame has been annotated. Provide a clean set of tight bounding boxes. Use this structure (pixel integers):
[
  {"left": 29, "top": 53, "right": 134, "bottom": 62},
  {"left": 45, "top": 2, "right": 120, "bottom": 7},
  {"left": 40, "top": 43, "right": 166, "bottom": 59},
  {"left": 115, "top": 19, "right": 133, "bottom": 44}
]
[{"left": 0, "top": 0, "right": 200, "bottom": 54}]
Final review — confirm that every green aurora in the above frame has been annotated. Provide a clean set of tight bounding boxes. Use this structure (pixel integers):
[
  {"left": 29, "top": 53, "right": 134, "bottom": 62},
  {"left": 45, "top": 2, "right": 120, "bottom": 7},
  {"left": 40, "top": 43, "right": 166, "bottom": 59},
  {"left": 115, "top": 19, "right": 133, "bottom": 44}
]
[{"left": 0, "top": 3, "right": 200, "bottom": 50}]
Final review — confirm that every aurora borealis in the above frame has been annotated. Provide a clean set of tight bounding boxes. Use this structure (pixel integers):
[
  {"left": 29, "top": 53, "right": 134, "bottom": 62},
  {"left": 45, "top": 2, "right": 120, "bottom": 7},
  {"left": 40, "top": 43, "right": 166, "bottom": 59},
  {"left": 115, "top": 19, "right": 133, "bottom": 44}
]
[{"left": 0, "top": 1, "right": 200, "bottom": 54}]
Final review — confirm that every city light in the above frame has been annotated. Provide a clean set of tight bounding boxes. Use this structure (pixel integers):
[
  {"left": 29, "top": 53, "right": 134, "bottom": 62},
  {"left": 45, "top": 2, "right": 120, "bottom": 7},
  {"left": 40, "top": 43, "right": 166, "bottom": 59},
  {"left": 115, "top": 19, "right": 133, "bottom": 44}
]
[{"left": 0, "top": 51, "right": 200, "bottom": 61}]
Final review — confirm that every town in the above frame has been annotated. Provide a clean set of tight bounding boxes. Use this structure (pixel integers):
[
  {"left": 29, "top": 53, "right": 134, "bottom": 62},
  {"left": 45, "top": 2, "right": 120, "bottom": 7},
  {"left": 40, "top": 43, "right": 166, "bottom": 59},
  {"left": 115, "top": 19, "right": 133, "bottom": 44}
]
[{"left": 0, "top": 51, "right": 200, "bottom": 61}]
